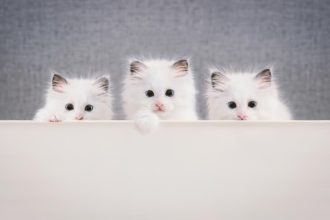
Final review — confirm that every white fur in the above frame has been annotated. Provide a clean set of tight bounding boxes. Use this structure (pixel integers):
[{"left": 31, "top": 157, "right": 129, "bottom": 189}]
[
  {"left": 34, "top": 74, "right": 112, "bottom": 122},
  {"left": 122, "top": 59, "right": 198, "bottom": 133},
  {"left": 207, "top": 69, "right": 292, "bottom": 120}
]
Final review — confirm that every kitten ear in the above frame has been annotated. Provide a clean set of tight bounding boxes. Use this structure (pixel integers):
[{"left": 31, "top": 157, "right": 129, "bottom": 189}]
[
  {"left": 52, "top": 73, "right": 68, "bottom": 93},
  {"left": 172, "top": 59, "right": 189, "bottom": 77},
  {"left": 130, "top": 60, "right": 147, "bottom": 79},
  {"left": 94, "top": 75, "right": 110, "bottom": 94},
  {"left": 211, "top": 71, "right": 228, "bottom": 92},
  {"left": 255, "top": 69, "right": 272, "bottom": 88}
]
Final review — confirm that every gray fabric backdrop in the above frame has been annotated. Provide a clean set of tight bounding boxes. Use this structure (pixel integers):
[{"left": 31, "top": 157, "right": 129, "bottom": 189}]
[{"left": 0, "top": 0, "right": 329, "bottom": 120}]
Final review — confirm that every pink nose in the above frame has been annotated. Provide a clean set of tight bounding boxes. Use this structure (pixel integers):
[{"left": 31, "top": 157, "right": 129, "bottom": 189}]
[
  {"left": 155, "top": 102, "right": 164, "bottom": 109},
  {"left": 75, "top": 115, "right": 84, "bottom": 120},
  {"left": 237, "top": 114, "right": 247, "bottom": 120}
]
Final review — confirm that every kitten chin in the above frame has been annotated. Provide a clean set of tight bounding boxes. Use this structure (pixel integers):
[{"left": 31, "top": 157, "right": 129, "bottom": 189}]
[
  {"left": 34, "top": 73, "right": 113, "bottom": 122},
  {"left": 122, "top": 58, "right": 199, "bottom": 133},
  {"left": 207, "top": 68, "right": 292, "bottom": 120}
]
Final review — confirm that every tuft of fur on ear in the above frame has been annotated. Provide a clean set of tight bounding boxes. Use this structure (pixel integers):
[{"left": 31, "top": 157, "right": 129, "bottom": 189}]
[
  {"left": 52, "top": 73, "right": 68, "bottom": 93},
  {"left": 172, "top": 59, "right": 189, "bottom": 77},
  {"left": 94, "top": 76, "right": 110, "bottom": 94},
  {"left": 130, "top": 60, "right": 147, "bottom": 78},
  {"left": 211, "top": 71, "right": 228, "bottom": 92},
  {"left": 255, "top": 69, "right": 272, "bottom": 88}
]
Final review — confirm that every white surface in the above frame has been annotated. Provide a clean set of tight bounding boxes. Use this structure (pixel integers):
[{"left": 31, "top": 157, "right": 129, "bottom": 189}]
[{"left": 0, "top": 121, "right": 330, "bottom": 220}]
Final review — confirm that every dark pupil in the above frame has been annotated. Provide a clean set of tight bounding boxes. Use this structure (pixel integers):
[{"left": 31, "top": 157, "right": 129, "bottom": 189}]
[
  {"left": 85, "top": 104, "right": 93, "bottom": 112},
  {"left": 248, "top": 101, "right": 257, "bottom": 108},
  {"left": 145, "top": 90, "right": 154, "bottom": 97},
  {"left": 65, "top": 103, "right": 74, "bottom": 111},
  {"left": 228, "top": 101, "right": 237, "bottom": 109},
  {"left": 165, "top": 89, "right": 174, "bottom": 97}
]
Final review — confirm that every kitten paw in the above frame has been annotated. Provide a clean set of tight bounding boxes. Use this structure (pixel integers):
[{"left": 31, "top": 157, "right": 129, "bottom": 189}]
[
  {"left": 48, "top": 115, "right": 61, "bottom": 123},
  {"left": 135, "top": 111, "right": 159, "bottom": 134}
]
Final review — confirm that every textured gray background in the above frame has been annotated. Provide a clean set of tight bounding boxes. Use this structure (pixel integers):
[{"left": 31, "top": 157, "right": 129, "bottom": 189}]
[{"left": 0, "top": 0, "right": 329, "bottom": 120}]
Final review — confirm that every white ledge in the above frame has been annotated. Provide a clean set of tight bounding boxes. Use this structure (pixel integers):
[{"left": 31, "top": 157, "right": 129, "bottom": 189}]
[{"left": 0, "top": 120, "right": 329, "bottom": 219}]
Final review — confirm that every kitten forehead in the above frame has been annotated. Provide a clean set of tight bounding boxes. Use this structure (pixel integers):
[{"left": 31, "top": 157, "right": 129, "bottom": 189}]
[
  {"left": 215, "top": 72, "right": 270, "bottom": 101},
  {"left": 66, "top": 79, "right": 93, "bottom": 95},
  {"left": 227, "top": 73, "right": 257, "bottom": 86},
  {"left": 50, "top": 77, "right": 109, "bottom": 101},
  {"left": 226, "top": 80, "right": 257, "bottom": 103},
  {"left": 131, "top": 59, "right": 182, "bottom": 88},
  {"left": 144, "top": 60, "right": 177, "bottom": 75},
  {"left": 218, "top": 73, "right": 255, "bottom": 90},
  {"left": 142, "top": 59, "right": 182, "bottom": 67},
  {"left": 132, "top": 59, "right": 189, "bottom": 78}
]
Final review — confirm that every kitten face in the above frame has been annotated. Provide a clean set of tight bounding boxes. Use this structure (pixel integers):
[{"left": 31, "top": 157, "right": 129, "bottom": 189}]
[
  {"left": 208, "top": 69, "right": 275, "bottom": 120},
  {"left": 47, "top": 74, "right": 111, "bottom": 121},
  {"left": 124, "top": 59, "right": 195, "bottom": 118}
]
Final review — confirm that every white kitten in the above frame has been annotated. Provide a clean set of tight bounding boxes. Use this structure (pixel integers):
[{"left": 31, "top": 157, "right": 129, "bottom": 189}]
[
  {"left": 34, "top": 73, "right": 113, "bottom": 122},
  {"left": 122, "top": 58, "right": 198, "bottom": 133},
  {"left": 207, "top": 68, "right": 292, "bottom": 120}
]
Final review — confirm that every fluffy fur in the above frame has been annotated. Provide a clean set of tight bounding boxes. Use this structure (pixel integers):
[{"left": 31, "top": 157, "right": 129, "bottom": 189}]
[
  {"left": 122, "top": 58, "right": 198, "bottom": 133},
  {"left": 34, "top": 73, "right": 112, "bottom": 121},
  {"left": 207, "top": 68, "right": 291, "bottom": 120}
]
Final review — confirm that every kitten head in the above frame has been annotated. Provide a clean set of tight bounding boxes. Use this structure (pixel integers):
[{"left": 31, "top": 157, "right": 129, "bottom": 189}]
[
  {"left": 47, "top": 73, "right": 112, "bottom": 120},
  {"left": 208, "top": 68, "right": 277, "bottom": 120},
  {"left": 124, "top": 59, "right": 196, "bottom": 118}
]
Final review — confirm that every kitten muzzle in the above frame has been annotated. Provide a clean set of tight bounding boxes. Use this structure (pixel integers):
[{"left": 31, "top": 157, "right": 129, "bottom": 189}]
[
  {"left": 75, "top": 115, "right": 84, "bottom": 120},
  {"left": 237, "top": 113, "right": 248, "bottom": 120}
]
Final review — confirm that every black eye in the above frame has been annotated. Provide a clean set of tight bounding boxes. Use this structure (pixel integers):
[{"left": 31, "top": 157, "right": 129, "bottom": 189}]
[
  {"left": 165, "top": 89, "right": 174, "bottom": 97},
  {"left": 65, "top": 103, "right": 74, "bottom": 111},
  {"left": 145, "top": 90, "right": 154, "bottom": 97},
  {"left": 85, "top": 104, "right": 93, "bottom": 112},
  {"left": 228, "top": 101, "right": 237, "bottom": 109},
  {"left": 248, "top": 101, "right": 257, "bottom": 108}
]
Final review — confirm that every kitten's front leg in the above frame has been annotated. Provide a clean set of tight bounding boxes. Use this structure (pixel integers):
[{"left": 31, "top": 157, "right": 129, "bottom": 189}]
[
  {"left": 34, "top": 108, "right": 61, "bottom": 122},
  {"left": 134, "top": 110, "right": 159, "bottom": 134}
]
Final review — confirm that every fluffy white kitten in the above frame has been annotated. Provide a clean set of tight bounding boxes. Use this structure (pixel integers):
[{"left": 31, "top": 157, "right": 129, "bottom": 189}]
[
  {"left": 34, "top": 73, "right": 112, "bottom": 122},
  {"left": 122, "top": 58, "right": 198, "bottom": 133},
  {"left": 207, "top": 68, "right": 291, "bottom": 120}
]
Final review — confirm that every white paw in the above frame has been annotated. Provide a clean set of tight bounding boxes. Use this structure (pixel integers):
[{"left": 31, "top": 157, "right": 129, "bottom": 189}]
[
  {"left": 48, "top": 115, "right": 61, "bottom": 123},
  {"left": 134, "top": 111, "right": 159, "bottom": 134}
]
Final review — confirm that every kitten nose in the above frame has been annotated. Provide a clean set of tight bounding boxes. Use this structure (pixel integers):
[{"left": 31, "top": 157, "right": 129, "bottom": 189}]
[
  {"left": 75, "top": 115, "right": 84, "bottom": 120},
  {"left": 155, "top": 101, "right": 164, "bottom": 110},
  {"left": 237, "top": 113, "right": 247, "bottom": 120}
]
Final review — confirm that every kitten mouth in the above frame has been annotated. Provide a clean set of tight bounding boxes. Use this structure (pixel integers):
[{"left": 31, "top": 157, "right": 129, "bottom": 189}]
[
  {"left": 154, "top": 109, "right": 165, "bottom": 113},
  {"left": 153, "top": 108, "right": 166, "bottom": 113},
  {"left": 237, "top": 117, "right": 248, "bottom": 121}
]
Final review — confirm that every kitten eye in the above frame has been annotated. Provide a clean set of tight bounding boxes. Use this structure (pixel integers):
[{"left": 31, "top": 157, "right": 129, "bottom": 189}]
[
  {"left": 228, "top": 101, "right": 237, "bottom": 109},
  {"left": 65, "top": 103, "right": 74, "bottom": 111},
  {"left": 85, "top": 104, "right": 93, "bottom": 112},
  {"left": 165, "top": 89, "right": 174, "bottom": 97},
  {"left": 248, "top": 101, "right": 257, "bottom": 108},
  {"left": 145, "top": 90, "right": 154, "bottom": 97}
]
